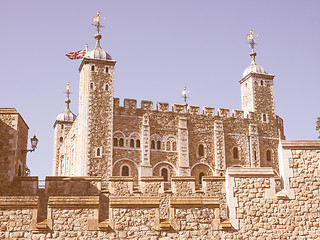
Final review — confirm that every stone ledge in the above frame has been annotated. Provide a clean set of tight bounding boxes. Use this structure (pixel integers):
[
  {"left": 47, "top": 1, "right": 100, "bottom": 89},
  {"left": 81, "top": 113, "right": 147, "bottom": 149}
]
[
  {"left": 45, "top": 176, "right": 101, "bottom": 181},
  {"left": 227, "top": 167, "right": 275, "bottom": 177},
  {"left": 203, "top": 176, "right": 225, "bottom": 182},
  {"left": 140, "top": 176, "right": 164, "bottom": 182},
  {"left": 109, "top": 196, "right": 160, "bottom": 207},
  {"left": 171, "top": 176, "right": 195, "bottom": 182},
  {"left": 170, "top": 197, "right": 219, "bottom": 206},
  {"left": 0, "top": 196, "right": 39, "bottom": 208},
  {"left": 48, "top": 196, "right": 99, "bottom": 207},
  {"left": 108, "top": 176, "right": 134, "bottom": 182},
  {"left": 280, "top": 140, "right": 320, "bottom": 149}
]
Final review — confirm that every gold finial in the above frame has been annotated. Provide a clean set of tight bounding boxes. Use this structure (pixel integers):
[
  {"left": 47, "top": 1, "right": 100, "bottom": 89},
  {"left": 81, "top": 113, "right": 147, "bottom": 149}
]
[
  {"left": 65, "top": 82, "right": 71, "bottom": 108},
  {"left": 66, "top": 82, "right": 70, "bottom": 91},
  {"left": 92, "top": 11, "right": 106, "bottom": 34},
  {"left": 246, "top": 29, "right": 259, "bottom": 63}
]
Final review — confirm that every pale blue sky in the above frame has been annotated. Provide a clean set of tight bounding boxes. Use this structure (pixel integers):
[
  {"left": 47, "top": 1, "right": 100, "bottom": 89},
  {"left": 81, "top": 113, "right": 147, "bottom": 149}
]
[{"left": 1, "top": 1, "right": 319, "bottom": 179}]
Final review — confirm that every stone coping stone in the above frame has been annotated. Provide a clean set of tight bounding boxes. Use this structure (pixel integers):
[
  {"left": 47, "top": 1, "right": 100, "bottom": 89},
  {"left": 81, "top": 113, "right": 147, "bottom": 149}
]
[
  {"left": 13, "top": 176, "right": 39, "bottom": 181},
  {"left": 281, "top": 140, "right": 320, "bottom": 149},
  {"left": 140, "top": 176, "right": 164, "bottom": 182},
  {"left": 45, "top": 176, "right": 101, "bottom": 181},
  {"left": 202, "top": 176, "right": 225, "bottom": 181},
  {"left": 108, "top": 176, "right": 134, "bottom": 182},
  {"left": 48, "top": 196, "right": 99, "bottom": 207},
  {"left": 0, "top": 196, "right": 39, "bottom": 208},
  {"left": 171, "top": 176, "right": 196, "bottom": 182},
  {"left": 109, "top": 196, "right": 160, "bottom": 207},
  {"left": 170, "top": 196, "right": 219, "bottom": 206},
  {"left": 227, "top": 167, "right": 275, "bottom": 177}
]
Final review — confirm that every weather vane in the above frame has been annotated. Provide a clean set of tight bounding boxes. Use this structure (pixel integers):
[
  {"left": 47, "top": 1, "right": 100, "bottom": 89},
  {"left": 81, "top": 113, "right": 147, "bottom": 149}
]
[
  {"left": 65, "top": 82, "right": 71, "bottom": 102},
  {"left": 181, "top": 87, "right": 190, "bottom": 106},
  {"left": 246, "top": 30, "right": 259, "bottom": 52},
  {"left": 92, "top": 11, "right": 106, "bottom": 34}
]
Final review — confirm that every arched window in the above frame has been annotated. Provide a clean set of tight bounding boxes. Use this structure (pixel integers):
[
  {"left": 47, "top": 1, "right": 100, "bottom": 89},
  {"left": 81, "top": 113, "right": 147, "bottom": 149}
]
[
  {"left": 61, "top": 124, "right": 64, "bottom": 129},
  {"left": 59, "top": 137, "right": 63, "bottom": 143},
  {"left": 267, "top": 150, "right": 272, "bottom": 161},
  {"left": 172, "top": 142, "right": 177, "bottom": 151},
  {"left": 130, "top": 139, "right": 135, "bottom": 148},
  {"left": 90, "top": 82, "right": 94, "bottom": 90},
  {"left": 166, "top": 141, "right": 171, "bottom": 151},
  {"left": 96, "top": 147, "right": 101, "bottom": 157},
  {"left": 119, "top": 138, "right": 124, "bottom": 147},
  {"left": 233, "top": 147, "right": 239, "bottom": 159},
  {"left": 199, "top": 172, "right": 205, "bottom": 185},
  {"left": 105, "top": 84, "right": 109, "bottom": 91},
  {"left": 106, "top": 67, "right": 109, "bottom": 73},
  {"left": 157, "top": 141, "right": 161, "bottom": 150},
  {"left": 161, "top": 168, "right": 169, "bottom": 182},
  {"left": 136, "top": 139, "right": 140, "bottom": 148},
  {"left": 121, "top": 165, "right": 130, "bottom": 176},
  {"left": 254, "top": 151, "right": 257, "bottom": 161},
  {"left": 261, "top": 80, "right": 264, "bottom": 86},
  {"left": 263, "top": 114, "right": 267, "bottom": 122},
  {"left": 198, "top": 144, "right": 204, "bottom": 157},
  {"left": 151, "top": 140, "right": 155, "bottom": 149},
  {"left": 91, "top": 65, "right": 95, "bottom": 71},
  {"left": 113, "top": 138, "right": 118, "bottom": 147}
]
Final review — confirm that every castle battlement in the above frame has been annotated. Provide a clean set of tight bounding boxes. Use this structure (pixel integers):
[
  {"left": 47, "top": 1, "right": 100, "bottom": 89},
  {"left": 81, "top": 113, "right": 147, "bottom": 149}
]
[{"left": 113, "top": 98, "right": 261, "bottom": 120}]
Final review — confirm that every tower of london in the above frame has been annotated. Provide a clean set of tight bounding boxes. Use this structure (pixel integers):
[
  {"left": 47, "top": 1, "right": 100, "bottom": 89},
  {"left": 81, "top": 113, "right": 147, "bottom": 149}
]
[
  {"left": 1, "top": 12, "right": 320, "bottom": 239},
  {"left": 53, "top": 21, "right": 285, "bottom": 185}
]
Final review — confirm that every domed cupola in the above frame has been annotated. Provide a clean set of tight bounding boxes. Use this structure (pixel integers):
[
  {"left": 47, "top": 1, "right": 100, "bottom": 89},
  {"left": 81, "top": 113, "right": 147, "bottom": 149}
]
[
  {"left": 242, "top": 51, "right": 266, "bottom": 77},
  {"left": 84, "top": 12, "right": 112, "bottom": 60}
]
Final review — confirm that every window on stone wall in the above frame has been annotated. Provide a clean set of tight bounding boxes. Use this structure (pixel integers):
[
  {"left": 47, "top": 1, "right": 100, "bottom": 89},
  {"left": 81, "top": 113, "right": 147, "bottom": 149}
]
[
  {"left": 267, "top": 150, "right": 272, "bottom": 161},
  {"left": 151, "top": 140, "right": 155, "bottom": 149},
  {"left": 121, "top": 165, "right": 130, "bottom": 176},
  {"left": 119, "top": 138, "right": 124, "bottom": 147},
  {"left": 157, "top": 141, "right": 161, "bottom": 150},
  {"left": 96, "top": 147, "right": 101, "bottom": 157},
  {"left": 91, "top": 65, "right": 95, "bottom": 71},
  {"left": 130, "top": 139, "right": 135, "bottom": 148},
  {"left": 106, "top": 67, "right": 109, "bottom": 73},
  {"left": 61, "top": 124, "right": 64, "bottom": 129},
  {"left": 90, "top": 82, "right": 94, "bottom": 90},
  {"left": 261, "top": 80, "right": 264, "bottom": 86},
  {"left": 136, "top": 139, "right": 140, "bottom": 148},
  {"left": 198, "top": 144, "right": 204, "bottom": 157},
  {"left": 233, "top": 147, "right": 239, "bottom": 159},
  {"left": 105, "top": 84, "right": 109, "bottom": 91},
  {"left": 254, "top": 151, "right": 257, "bottom": 161},
  {"left": 263, "top": 114, "right": 267, "bottom": 122},
  {"left": 166, "top": 141, "right": 171, "bottom": 151},
  {"left": 18, "top": 165, "right": 22, "bottom": 176},
  {"left": 199, "top": 172, "right": 205, "bottom": 185},
  {"left": 172, "top": 142, "right": 177, "bottom": 151},
  {"left": 161, "top": 168, "right": 169, "bottom": 182},
  {"left": 113, "top": 138, "right": 118, "bottom": 147},
  {"left": 59, "top": 137, "right": 63, "bottom": 143}
]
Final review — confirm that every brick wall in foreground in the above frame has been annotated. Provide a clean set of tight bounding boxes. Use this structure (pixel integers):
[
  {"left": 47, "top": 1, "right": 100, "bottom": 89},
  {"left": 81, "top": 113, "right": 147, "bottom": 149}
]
[{"left": 0, "top": 140, "right": 319, "bottom": 239}]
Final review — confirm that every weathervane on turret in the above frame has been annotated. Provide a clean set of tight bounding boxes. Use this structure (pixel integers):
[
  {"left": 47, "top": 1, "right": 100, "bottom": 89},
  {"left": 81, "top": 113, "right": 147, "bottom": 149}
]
[
  {"left": 246, "top": 30, "right": 259, "bottom": 63},
  {"left": 92, "top": 11, "right": 106, "bottom": 34},
  {"left": 64, "top": 82, "right": 72, "bottom": 109},
  {"left": 181, "top": 87, "right": 190, "bottom": 106}
]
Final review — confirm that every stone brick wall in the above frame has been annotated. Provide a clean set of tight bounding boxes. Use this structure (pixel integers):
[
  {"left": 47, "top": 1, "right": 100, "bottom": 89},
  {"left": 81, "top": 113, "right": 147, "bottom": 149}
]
[
  {"left": 0, "top": 108, "right": 28, "bottom": 187},
  {"left": 2, "top": 140, "right": 320, "bottom": 239}
]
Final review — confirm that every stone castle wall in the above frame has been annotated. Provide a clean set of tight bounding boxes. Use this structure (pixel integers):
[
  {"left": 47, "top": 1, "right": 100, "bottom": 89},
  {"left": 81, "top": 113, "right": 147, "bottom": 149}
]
[{"left": 1, "top": 140, "right": 319, "bottom": 239}]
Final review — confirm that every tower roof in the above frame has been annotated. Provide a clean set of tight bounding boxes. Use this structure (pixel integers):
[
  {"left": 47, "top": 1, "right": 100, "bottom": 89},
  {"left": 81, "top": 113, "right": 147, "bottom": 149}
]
[
  {"left": 55, "top": 83, "right": 76, "bottom": 123},
  {"left": 85, "top": 12, "right": 112, "bottom": 60}
]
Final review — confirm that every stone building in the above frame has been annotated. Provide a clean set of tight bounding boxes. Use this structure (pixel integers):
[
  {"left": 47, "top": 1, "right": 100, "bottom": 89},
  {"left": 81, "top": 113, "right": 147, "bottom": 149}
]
[
  {"left": 1, "top": 16, "right": 320, "bottom": 239},
  {"left": 0, "top": 108, "right": 28, "bottom": 187},
  {"left": 53, "top": 23, "right": 285, "bottom": 187}
]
